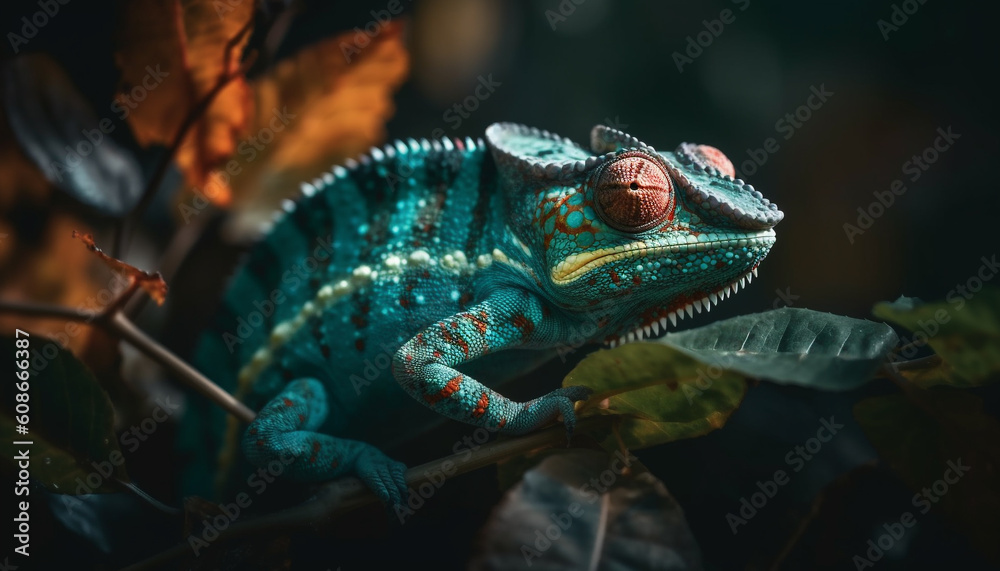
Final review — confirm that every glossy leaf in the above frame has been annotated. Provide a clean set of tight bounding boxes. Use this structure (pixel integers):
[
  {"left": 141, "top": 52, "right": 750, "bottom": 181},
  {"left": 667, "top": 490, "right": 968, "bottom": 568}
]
[
  {"left": 471, "top": 449, "right": 702, "bottom": 571},
  {"left": 874, "top": 290, "right": 1000, "bottom": 386},
  {"left": 566, "top": 343, "right": 746, "bottom": 449},
  {"left": 1, "top": 54, "right": 143, "bottom": 215},
  {"left": 659, "top": 307, "right": 899, "bottom": 390},
  {"left": 1, "top": 336, "right": 127, "bottom": 493}
]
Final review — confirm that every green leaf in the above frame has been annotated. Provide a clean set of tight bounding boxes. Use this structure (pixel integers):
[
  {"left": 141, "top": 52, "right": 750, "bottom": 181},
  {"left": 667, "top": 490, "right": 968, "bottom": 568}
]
[
  {"left": 854, "top": 389, "right": 1000, "bottom": 563},
  {"left": 658, "top": 307, "right": 899, "bottom": 390},
  {"left": 471, "top": 449, "right": 703, "bottom": 570},
  {"left": 565, "top": 343, "right": 746, "bottom": 449},
  {"left": 874, "top": 289, "right": 1000, "bottom": 386},
  {"left": 1, "top": 336, "right": 127, "bottom": 493}
]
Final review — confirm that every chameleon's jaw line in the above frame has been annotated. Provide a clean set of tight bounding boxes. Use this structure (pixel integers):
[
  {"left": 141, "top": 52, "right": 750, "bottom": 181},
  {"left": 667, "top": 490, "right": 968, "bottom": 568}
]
[
  {"left": 605, "top": 264, "right": 760, "bottom": 348},
  {"left": 550, "top": 229, "right": 776, "bottom": 284}
]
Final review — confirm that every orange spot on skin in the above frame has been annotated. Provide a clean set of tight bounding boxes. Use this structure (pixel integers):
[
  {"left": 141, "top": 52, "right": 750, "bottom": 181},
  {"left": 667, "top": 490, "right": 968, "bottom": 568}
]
[
  {"left": 497, "top": 418, "right": 507, "bottom": 429},
  {"left": 282, "top": 398, "right": 293, "bottom": 407},
  {"left": 256, "top": 439, "right": 265, "bottom": 447},
  {"left": 433, "top": 350, "right": 442, "bottom": 358},
  {"left": 464, "top": 311, "right": 489, "bottom": 335},
  {"left": 440, "top": 322, "right": 469, "bottom": 356},
  {"left": 472, "top": 393, "right": 490, "bottom": 418},
  {"left": 512, "top": 313, "right": 535, "bottom": 338},
  {"left": 609, "top": 269, "right": 621, "bottom": 285},
  {"left": 633, "top": 275, "right": 642, "bottom": 285},
  {"left": 355, "top": 338, "right": 366, "bottom": 352},
  {"left": 425, "top": 375, "right": 463, "bottom": 405},
  {"left": 298, "top": 414, "right": 306, "bottom": 424}
]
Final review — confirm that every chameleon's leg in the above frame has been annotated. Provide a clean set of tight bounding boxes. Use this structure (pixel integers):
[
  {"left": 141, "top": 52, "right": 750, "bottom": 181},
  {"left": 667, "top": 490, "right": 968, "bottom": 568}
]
[
  {"left": 392, "top": 289, "right": 591, "bottom": 436},
  {"left": 241, "top": 378, "right": 408, "bottom": 505}
]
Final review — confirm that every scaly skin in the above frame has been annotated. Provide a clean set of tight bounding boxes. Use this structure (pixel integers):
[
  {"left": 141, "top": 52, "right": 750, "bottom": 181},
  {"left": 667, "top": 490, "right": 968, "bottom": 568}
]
[{"left": 182, "top": 123, "right": 783, "bottom": 506}]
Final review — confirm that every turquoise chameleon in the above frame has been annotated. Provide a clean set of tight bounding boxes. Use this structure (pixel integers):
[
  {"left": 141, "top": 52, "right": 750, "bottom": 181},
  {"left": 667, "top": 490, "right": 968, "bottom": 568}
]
[{"left": 182, "top": 123, "right": 783, "bottom": 506}]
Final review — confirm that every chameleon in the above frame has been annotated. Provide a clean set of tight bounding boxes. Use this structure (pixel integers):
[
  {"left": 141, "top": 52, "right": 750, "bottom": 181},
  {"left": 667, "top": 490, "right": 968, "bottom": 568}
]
[{"left": 180, "top": 123, "right": 783, "bottom": 506}]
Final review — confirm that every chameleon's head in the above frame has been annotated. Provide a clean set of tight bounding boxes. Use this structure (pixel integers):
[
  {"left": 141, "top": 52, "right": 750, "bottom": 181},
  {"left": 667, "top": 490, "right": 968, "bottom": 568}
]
[{"left": 486, "top": 123, "right": 783, "bottom": 346}]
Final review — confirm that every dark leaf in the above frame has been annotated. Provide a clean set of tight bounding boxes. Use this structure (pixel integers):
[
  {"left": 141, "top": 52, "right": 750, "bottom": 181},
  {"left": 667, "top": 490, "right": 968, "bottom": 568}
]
[
  {"left": 471, "top": 449, "right": 702, "bottom": 571},
  {"left": 659, "top": 307, "right": 899, "bottom": 390},
  {"left": 1, "top": 336, "right": 128, "bottom": 492},
  {"left": 874, "top": 290, "right": 1000, "bottom": 387},
  {"left": 0, "top": 54, "right": 143, "bottom": 215},
  {"left": 854, "top": 389, "right": 1000, "bottom": 563}
]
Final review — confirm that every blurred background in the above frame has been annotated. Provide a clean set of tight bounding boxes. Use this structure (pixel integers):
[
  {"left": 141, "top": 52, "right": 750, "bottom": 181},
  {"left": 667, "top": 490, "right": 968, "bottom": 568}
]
[{"left": 0, "top": 0, "right": 997, "bottom": 569}]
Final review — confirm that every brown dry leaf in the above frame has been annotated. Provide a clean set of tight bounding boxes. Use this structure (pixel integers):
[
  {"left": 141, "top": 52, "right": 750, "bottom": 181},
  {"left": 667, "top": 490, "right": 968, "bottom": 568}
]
[
  {"left": 193, "top": 20, "right": 410, "bottom": 236},
  {"left": 72, "top": 232, "right": 169, "bottom": 305},
  {"left": 114, "top": 0, "right": 255, "bottom": 206}
]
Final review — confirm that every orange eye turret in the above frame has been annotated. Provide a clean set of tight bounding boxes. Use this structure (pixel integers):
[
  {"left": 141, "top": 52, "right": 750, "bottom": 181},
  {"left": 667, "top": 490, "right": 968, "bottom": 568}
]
[{"left": 593, "top": 152, "right": 674, "bottom": 232}]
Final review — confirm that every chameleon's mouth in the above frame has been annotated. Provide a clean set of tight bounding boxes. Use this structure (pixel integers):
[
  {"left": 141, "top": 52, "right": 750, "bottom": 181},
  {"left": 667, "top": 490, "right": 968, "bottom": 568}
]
[
  {"left": 550, "top": 229, "right": 776, "bottom": 284},
  {"left": 605, "top": 265, "right": 759, "bottom": 348}
]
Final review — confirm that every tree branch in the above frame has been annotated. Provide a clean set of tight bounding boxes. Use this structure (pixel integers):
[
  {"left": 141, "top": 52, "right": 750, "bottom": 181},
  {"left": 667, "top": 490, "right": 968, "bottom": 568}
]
[{"left": 119, "top": 415, "right": 613, "bottom": 571}]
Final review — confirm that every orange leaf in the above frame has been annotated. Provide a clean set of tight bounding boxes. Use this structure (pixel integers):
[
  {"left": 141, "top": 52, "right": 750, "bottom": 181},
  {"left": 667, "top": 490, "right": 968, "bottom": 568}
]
[
  {"left": 114, "top": 0, "right": 255, "bottom": 204},
  {"left": 197, "top": 20, "right": 410, "bottom": 235},
  {"left": 72, "top": 231, "right": 169, "bottom": 306}
]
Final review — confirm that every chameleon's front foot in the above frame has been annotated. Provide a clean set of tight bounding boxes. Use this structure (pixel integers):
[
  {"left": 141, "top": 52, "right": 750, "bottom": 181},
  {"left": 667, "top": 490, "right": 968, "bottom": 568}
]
[
  {"left": 503, "top": 385, "right": 592, "bottom": 438},
  {"left": 354, "top": 447, "right": 408, "bottom": 507},
  {"left": 241, "top": 378, "right": 408, "bottom": 508}
]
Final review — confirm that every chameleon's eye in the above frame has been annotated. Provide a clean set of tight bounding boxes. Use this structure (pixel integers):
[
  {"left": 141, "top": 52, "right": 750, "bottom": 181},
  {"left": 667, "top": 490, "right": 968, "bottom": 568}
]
[{"left": 594, "top": 153, "right": 674, "bottom": 232}]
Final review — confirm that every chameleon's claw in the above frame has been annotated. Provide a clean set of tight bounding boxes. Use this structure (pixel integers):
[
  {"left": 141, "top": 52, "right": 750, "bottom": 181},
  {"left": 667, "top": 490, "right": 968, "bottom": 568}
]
[
  {"left": 554, "top": 385, "right": 592, "bottom": 441},
  {"left": 356, "top": 449, "right": 409, "bottom": 509},
  {"left": 507, "top": 385, "right": 592, "bottom": 437}
]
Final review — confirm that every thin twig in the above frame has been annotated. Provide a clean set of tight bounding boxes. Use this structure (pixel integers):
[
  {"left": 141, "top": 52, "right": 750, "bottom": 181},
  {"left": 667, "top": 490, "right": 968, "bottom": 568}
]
[
  {"left": 108, "top": 311, "right": 255, "bottom": 422},
  {"left": 0, "top": 300, "right": 97, "bottom": 322},
  {"left": 0, "top": 295, "right": 255, "bottom": 423},
  {"left": 119, "top": 415, "right": 613, "bottom": 571},
  {"left": 768, "top": 487, "right": 825, "bottom": 571},
  {"left": 885, "top": 353, "right": 941, "bottom": 372}
]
